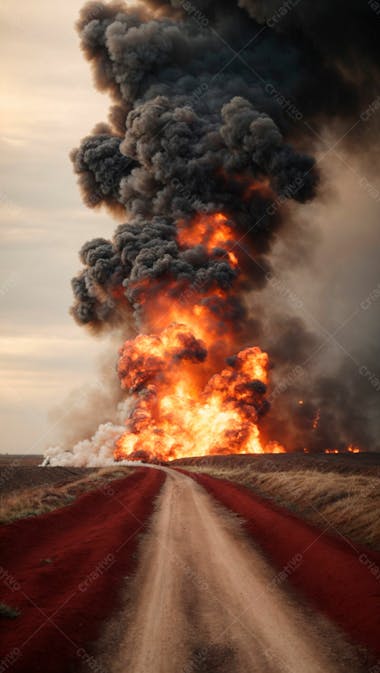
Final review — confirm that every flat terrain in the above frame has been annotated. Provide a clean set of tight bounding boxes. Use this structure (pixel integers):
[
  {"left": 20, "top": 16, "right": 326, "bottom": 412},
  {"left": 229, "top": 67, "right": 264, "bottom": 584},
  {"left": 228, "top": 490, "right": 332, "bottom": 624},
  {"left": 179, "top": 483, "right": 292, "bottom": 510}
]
[
  {"left": 179, "top": 455, "right": 380, "bottom": 550},
  {"left": 173, "top": 452, "right": 380, "bottom": 476},
  {"left": 0, "top": 465, "right": 96, "bottom": 495},
  {"left": 1, "top": 456, "right": 379, "bottom": 672},
  {"left": 0, "top": 468, "right": 165, "bottom": 673},
  {"left": 0, "top": 455, "right": 43, "bottom": 467},
  {"left": 96, "top": 469, "right": 366, "bottom": 673}
]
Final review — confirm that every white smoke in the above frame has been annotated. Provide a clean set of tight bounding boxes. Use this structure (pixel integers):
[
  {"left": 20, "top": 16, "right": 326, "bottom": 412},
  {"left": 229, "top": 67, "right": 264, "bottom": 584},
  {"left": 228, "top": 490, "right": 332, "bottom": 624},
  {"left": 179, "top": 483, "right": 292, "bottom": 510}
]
[{"left": 44, "top": 399, "right": 135, "bottom": 466}]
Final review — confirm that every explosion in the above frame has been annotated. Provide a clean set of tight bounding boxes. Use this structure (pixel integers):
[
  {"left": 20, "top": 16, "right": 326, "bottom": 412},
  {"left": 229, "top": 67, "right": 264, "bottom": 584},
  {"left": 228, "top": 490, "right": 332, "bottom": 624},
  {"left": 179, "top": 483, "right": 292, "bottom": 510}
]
[
  {"left": 114, "top": 211, "right": 284, "bottom": 461},
  {"left": 64, "top": 0, "right": 319, "bottom": 462},
  {"left": 115, "top": 325, "right": 283, "bottom": 461},
  {"left": 45, "top": 0, "right": 380, "bottom": 465}
]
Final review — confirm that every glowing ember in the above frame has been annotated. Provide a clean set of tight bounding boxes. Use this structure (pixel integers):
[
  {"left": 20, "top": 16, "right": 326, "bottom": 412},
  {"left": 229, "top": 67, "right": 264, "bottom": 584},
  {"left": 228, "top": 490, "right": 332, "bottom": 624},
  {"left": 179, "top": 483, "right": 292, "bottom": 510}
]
[
  {"left": 312, "top": 409, "right": 321, "bottom": 430},
  {"left": 324, "top": 446, "right": 361, "bottom": 454}
]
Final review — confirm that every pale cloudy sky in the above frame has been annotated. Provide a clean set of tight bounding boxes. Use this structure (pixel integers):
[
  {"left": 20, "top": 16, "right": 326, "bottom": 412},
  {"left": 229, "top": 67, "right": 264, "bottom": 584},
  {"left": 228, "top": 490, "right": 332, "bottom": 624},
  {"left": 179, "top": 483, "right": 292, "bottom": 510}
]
[{"left": 0, "top": 0, "right": 123, "bottom": 454}]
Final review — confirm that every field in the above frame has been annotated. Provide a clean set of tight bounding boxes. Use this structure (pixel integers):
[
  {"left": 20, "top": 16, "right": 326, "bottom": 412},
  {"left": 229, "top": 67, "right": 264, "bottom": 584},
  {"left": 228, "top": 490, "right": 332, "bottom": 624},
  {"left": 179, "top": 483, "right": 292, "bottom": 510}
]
[
  {"left": 0, "top": 454, "right": 379, "bottom": 672},
  {"left": 177, "top": 454, "right": 380, "bottom": 550},
  {"left": 0, "top": 466, "right": 133, "bottom": 524},
  {"left": 173, "top": 451, "right": 380, "bottom": 475}
]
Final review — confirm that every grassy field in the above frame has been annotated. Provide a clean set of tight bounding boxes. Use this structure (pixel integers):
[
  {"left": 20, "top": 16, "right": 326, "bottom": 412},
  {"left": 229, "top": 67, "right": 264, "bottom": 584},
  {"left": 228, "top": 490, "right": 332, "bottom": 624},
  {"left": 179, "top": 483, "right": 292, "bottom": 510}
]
[
  {"left": 179, "top": 455, "right": 380, "bottom": 550},
  {"left": 0, "top": 467, "right": 132, "bottom": 524},
  {"left": 0, "top": 454, "right": 43, "bottom": 467},
  {"left": 1, "top": 453, "right": 379, "bottom": 548},
  {"left": 173, "top": 452, "right": 380, "bottom": 476}
]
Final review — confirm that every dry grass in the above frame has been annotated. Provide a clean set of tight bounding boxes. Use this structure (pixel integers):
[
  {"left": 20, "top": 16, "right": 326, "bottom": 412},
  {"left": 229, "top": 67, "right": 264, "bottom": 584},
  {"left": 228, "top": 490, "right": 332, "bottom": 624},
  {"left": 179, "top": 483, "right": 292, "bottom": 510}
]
[
  {"left": 188, "top": 464, "right": 380, "bottom": 550},
  {"left": 0, "top": 467, "right": 132, "bottom": 524}
]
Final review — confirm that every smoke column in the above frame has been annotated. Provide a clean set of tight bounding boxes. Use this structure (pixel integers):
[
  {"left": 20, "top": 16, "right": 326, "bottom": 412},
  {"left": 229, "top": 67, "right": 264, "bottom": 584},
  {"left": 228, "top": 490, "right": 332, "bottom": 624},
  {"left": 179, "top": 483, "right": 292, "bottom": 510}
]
[{"left": 46, "top": 0, "right": 380, "bottom": 465}]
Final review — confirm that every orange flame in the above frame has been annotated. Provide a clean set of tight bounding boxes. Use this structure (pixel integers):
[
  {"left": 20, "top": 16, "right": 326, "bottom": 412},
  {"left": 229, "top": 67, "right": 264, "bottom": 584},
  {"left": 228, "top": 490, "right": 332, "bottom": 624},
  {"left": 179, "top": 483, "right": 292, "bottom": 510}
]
[
  {"left": 113, "top": 210, "right": 361, "bottom": 461},
  {"left": 113, "top": 212, "right": 286, "bottom": 461},
  {"left": 312, "top": 409, "right": 320, "bottom": 430},
  {"left": 324, "top": 446, "right": 361, "bottom": 454},
  {"left": 177, "top": 212, "right": 239, "bottom": 269},
  {"left": 114, "top": 323, "right": 284, "bottom": 461}
]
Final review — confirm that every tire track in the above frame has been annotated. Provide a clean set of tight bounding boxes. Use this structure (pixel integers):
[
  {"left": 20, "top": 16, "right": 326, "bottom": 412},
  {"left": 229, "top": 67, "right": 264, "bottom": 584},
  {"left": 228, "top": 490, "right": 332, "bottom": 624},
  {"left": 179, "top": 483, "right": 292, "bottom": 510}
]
[{"left": 99, "top": 469, "right": 363, "bottom": 673}]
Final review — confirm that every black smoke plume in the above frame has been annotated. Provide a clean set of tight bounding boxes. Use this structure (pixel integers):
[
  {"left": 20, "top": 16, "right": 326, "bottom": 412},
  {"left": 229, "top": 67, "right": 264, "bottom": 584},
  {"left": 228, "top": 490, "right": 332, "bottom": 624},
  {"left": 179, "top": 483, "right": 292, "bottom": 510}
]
[{"left": 69, "top": 0, "right": 380, "bottom": 453}]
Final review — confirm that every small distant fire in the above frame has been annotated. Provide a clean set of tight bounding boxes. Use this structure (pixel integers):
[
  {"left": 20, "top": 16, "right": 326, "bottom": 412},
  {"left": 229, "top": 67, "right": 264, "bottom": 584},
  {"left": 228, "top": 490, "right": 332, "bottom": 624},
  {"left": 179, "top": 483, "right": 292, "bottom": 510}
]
[
  {"left": 312, "top": 409, "right": 320, "bottom": 431},
  {"left": 324, "top": 446, "right": 361, "bottom": 455}
]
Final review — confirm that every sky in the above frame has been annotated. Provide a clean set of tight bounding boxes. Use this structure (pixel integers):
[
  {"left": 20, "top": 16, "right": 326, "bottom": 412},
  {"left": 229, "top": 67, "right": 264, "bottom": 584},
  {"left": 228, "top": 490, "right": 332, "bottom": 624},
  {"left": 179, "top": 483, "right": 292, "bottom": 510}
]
[{"left": 0, "top": 0, "right": 123, "bottom": 454}]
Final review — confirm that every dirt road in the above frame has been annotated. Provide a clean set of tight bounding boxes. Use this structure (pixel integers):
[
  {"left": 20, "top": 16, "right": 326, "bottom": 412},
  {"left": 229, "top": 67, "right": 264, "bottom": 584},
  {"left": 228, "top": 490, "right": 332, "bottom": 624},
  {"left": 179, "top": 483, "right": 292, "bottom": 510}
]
[
  {"left": 2, "top": 466, "right": 377, "bottom": 672},
  {"left": 191, "top": 470, "right": 380, "bottom": 659},
  {"left": 98, "top": 469, "right": 362, "bottom": 673}
]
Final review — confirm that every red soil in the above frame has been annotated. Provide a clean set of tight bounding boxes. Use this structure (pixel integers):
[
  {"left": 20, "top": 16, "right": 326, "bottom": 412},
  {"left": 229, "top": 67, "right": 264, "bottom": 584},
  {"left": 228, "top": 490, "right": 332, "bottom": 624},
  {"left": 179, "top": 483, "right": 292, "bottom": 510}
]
[
  {"left": 186, "top": 470, "right": 380, "bottom": 659},
  {"left": 0, "top": 467, "right": 165, "bottom": 673}
]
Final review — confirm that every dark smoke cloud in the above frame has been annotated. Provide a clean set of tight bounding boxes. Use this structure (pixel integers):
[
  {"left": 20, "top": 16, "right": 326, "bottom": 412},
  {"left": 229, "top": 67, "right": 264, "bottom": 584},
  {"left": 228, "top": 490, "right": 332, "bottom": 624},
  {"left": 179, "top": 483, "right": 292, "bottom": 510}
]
[
  {"left": 71, "top": 0, "right": 319, "bottom": 330},
  {"left": 240, "top": 0, "right": 380, "bottom": 73},
  {"left": 239, "top": 0, "right": 380, "bottom": 137},
  {"left": 144, "top": 0, "right": 380, "bottom": 144},
  {"left": 71, "top": 215, "right": 254, "bottom": 330},
  {"left": 70, "top": 129, "right": 136, "bottom": 212},
  {"left": 260, "top": 351, "right": 380, "bottom": 454},
  {"left": 72, "top": 0, "right": 321, "bottom": 224},
  {"left": 70, "top": 0, "right": 380, "bottom": 453}
]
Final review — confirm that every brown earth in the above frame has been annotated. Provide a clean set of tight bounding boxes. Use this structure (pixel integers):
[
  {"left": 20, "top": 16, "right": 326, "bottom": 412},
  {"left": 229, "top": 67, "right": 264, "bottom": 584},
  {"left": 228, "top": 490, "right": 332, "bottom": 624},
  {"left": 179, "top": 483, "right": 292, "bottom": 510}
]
[
  {"left": 0, "top": 455, "right": 43, "bottom": 467},
  {"left": 0, "top": 465, "right": 96, "bottom": 495}
]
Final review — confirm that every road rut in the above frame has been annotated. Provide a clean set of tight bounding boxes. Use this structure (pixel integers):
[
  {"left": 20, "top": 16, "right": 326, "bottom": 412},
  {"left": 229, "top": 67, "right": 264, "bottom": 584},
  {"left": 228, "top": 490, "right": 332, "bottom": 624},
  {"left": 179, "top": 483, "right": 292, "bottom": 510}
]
[{"left": 100, "top": 469, "right": 363, "bottom": 673}]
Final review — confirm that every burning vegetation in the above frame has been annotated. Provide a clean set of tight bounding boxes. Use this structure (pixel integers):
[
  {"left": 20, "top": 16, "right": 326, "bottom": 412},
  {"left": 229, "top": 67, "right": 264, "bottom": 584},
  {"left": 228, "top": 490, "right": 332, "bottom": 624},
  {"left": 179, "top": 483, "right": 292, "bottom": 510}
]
[{"left": 46, "top": 0, "right": 380, "bottom": 465}]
